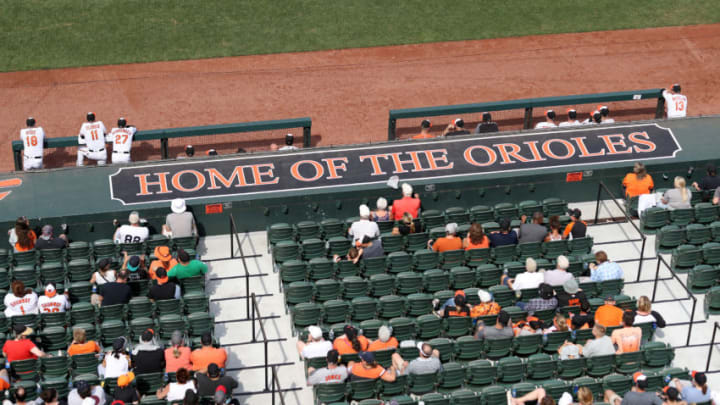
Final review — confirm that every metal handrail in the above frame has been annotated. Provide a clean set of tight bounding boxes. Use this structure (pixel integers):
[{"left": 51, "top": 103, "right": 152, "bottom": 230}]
[
  {"left": 593, "top": 181, "right": 648, "bottom": 281},
  {"left": 250, "top": 292, "right": 272, "bottom": 392},
  {"left": 706, "top": 322, "right": 720, "bottom": 372},
  {"left": 652, "top": 255, "right": 697, "bottom": 346},
  {"left": 229, "top": 214, "right": 251, "bottom": 317},
  {"left": 270, "top": 365, "right": 286, "bottom": 405}
]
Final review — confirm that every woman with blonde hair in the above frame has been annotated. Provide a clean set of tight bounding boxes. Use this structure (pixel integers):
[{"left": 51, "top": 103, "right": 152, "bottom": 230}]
[
  {"left": 659, "top": 176, "right": 692, "bottom": 210},
  {"left": 633, "top": 295, "right": 666, "bottom": 328},
  {"left": 392, "top": 212, "right": 415, "bottom": 236},
  {"left": 622, "top": 162, "right": 654, "bottom": 197},
  {"left": 371, "top": 197, "right": 390, "bottom": 222},
  {"left": 3, "top": 280, "right": 39, "bottom": 317},
  {"left": 463, "top": 223, "right": 490, "bottom": 250},
  {"left": 67, "top": 327, "right": 101, "bottom": 356}
]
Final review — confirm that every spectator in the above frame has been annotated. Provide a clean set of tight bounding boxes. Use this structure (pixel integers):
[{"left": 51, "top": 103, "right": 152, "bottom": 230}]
[
  {"left": 518, "top": 212, "right": 547, "bottom": 243},
  {"left": 9, "top": 386, "right": 31, "bottom": 405},
  {"left": 412, "top": 119, "right": 434, "bottom": 140},
  {"left": 113, "top": 211, "right": 149, "bottom": 244},
  {"left": 475, "top": 112, "right": 499, "bottom": 133},
  {"left": 556, "top": 278, "right": 589, "bottom": 309},
  {"left": 307, "top": 349, "right": 348, "bottom": 386},
  {"left": 394, "top": 342, "right": 442, "bottom": 375},
  {"left": 464, "top": 223, "right": 490, "bottom": 250},
  {"left": 132, "top": 329, "right": 165, "bottom": 373},
  {"left": 2, "top": 324, "right": 48, "bottom": 361},
  {"left": 113, "top": 372, "right": 140, "bottom": 405},
  {"left": 38, "top": 283, "right": 71, "bottom": 313},
  {"left": 165, "top": 330, "right": 192, "bottom": 373},
  {"left": 604, "top": 372, "right": 662, "bottom": 405},
  {"left": 67, "top": 327, "right": 101, "bottom": 356},
  {"left": 503, "top": 257, "right": 544, "bottom": 291},
  {"left": 545, "top": 313, "right": 570, "bottom": 333},
  {"left": 392, "top": 212, "right": 416, "bottom": 236},
  {"left": 558, "top": 340, "right": 583, "bottom": 360},
  {"left": 7, "top": 217, "right": 29, "bottom": 249},
  {"left": 156, "top": 368, "right": 196, "bottom": 402},
  {"left": 544, "top": 255, "right": 573, "bottom": 286},
  {"left": 672, "top": 372, "right": 712, "bottom": 404},
  {"left": 333, "top": 325, "right": 369, "bottom": 355},
  {"left": 347, "top": 351, "right": 396, "bottom": 382},
  {"left": 35, "top": 225, "right": 67, "bottom": 250},
  {"left": 632, "top": 296, "right": 666, "bottom": 328},
  {"left": 663, "top": 84, "right": 687, "bottom": 119},
  {"left": 278, "top": 133, "right": 299, "bottom": 151},
  {"left": 692, "top": 163, "right": 720, "bottom": 201},
  {"left": 372, "top": 197, "right": 391, "bottom": 221},
  {"left": 4, "top": 280, "right": 39, "bottom": 317},
  {"left": 191, "top": 332, "right": 227, "bottom": 372},
  {"left": 213, "top": 386, "right": 237, "bottom": 405},
  {"left": 570, "top": 301, "right": 595, "bottom": 330},
  {"left": 98, "top": 270, "right": 132, "bottom": 306},
  {"left": 559, "top": 109, "right": 580, "bottom": 127},
  {"left": 297, "top": 326, "right": 333, "bottom": 360},
  {"left": 183, "top": 390, "right": 199, "bottom": 405},
  {"left": 391, "top": 183, "right": 421, "bottom": 220},
  {"left": 90, "top": 258, "right": 116, "bottom": 286},
  {"left": 162, "top": 198, "right": 197, "bottom": 238},
  {"left": 149, "top": 246, "right": 178, "bottom": 280},
  {"left": 367, "top": 326, "right": 398, "bottom": 351},
  {"left": 599, "top": 106, "right": 615, "bottom": 124},
  {"left": 662, "top": 387, "right": 685, "bottom": 405},
  {"left": 488, "top": 219, "right": 518, "bottom": 247},
  {"left": 356, "top": 235, "right": 384, "bottom": 259},
  {"left": 103, "top": 337, "right": 131, "bottom": 379},
  {"left": 589, "top": 251, "right": 624, "bottom": 282},
  {"left": 168, "top": 249, "right": 208, "bottom": 280},
  {"left": 475, "top": 310, "right": 513, "bottom": 339},
  {"left": 122, "top": 253, "right": 149, "bottom": 281},
  {"left": 348, "top": 204, "right": 380, "bottom": 244},
  {"left": 333, "top": 247, "right": 361, "bottom": 265},
  {"left": 437, "top": 290, "right": 470, "bottom": 318},
  {"left": 12, "top": 217, "right": 36, "bottom": 252},
  {"left": 516, "top": 319, "right": 544, "bottom": 336},
  {"left": 180, "top": 145, "right": 195, "bottom": 159},
  {"left": 545, "top": 216, "right": 563, "bottom": 241},
  {"left": 197, "top": 363, "right": 239, "bottom": 397},
  {"left": 442, "top": 118, "right": 470, "bottom": 136},
  {"left": 68, "top": 380, "right": 106, "bottom": 405},
  {"left": 518, "top": 283, "right": 557, "bottom": 312},
  {"left": 563, "top": 209, "right": 587, "bottom": 239},
  {"left": 658, "top": 177, "right": 692, "bottom": 210},
  {"left": 611, "top": 312, "right": 642, "bottom": 354},
  {"left": 148, "top": 268, "right": 181, "bottom": 301},
  {"left": 509, "top": 388, "right": 557, "bottom": 405},
  {"left": 595, "top": 296, "right": 624, "bottom": 327},
  {"left": 39, "top": 388, "right": 61, "bottom": 405},
  {"left": 437, "top": 289, "right": 468, "bottom": 311},
  {"left": 429, "top": 222, "right": 462, "bottom": 252},
  {"left": 535, "top": 110, "right": 557, "bottom": 129},
  {"left": 470, "top": 289, "right": 501, "bottom": 318},
  {"left": 622, "top": 162, "right": 654, "bottom": 198},
  {"left": 582, "top": 324, "right": 616, "bottom": 357}
]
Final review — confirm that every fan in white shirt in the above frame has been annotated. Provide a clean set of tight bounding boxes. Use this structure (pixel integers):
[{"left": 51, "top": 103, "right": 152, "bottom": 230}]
[
  {"left": 4, "top": 281, "right": 39, "bottom": 317},
  {"left": 558, "top": 109, "right": 580, "bottom": 128},
  {"left": 535, "top": 110, "right": 557, "bottom": 129},
  {"left": 38, "top": 284, "right": 71, "bottom": 313},
  {"left": 114, "top": 211, "right": 150, "bottom": 244},
  {"left": 348, "top": 204, "right": 380, "bottom": 244}
]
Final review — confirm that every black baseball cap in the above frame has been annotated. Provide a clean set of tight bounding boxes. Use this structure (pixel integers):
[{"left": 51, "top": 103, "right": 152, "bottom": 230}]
[
  {"left": 208, "top": 363, "right": 221, "bottom": 377},
  {"left": 177, "top": 249, "right": 190, "bottom": 262}
]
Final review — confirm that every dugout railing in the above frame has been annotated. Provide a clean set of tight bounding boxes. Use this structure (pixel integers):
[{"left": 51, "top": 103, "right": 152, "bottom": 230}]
[
  {"left": 11, "top": 117, "right": 312, "bottom": 171},
  {"left": 387, "top": 88, "right": 665, "bottom": 140}
]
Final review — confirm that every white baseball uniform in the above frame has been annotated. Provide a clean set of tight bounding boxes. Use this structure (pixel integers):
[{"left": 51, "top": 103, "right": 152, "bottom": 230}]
[
  {"left": 20, "top": 127, "right": 45, "bottom": 170},
  {"left": 558, "top": 120, "right": 580, "bottom": 127},
  {"left": 77, "top": 121, "right": 108, "bottom": 166},
  {"left": 601, "top": 118, "right": 616, "bottom": 124},
  {"left": 38, "top": 294, "right": 71, "bottom": 313},
  {"left": 663, "top": 90, "right": 688, "bottom": 118},
  {"left": 4, "top": 292, "right": 39, "bottom": 317},
  {"left": 535, "top": 122, "right": 557, "bottom": 129},
  {"left": 108, "top": 126, "right": 137, "bottom": 164},
  {"left": 114, "top": 225, "right": 149, "bottom": 244}
]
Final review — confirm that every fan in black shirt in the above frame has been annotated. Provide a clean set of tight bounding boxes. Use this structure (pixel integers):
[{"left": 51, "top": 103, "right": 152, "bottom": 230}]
[
  {"left": 148, "top": 268, "right": 181, "bottom": 301},
  {"left": 99, "top": 271, "right": 133, "bottom": 307},
  {"left": 475, "top": 112, "right": 499, "bottom": 133},
  {"left": 693, "top": 163, "right": 720, "bottom": 201},
  {"left": 132, "top": 329, "right": 165, "bottom": 374}
]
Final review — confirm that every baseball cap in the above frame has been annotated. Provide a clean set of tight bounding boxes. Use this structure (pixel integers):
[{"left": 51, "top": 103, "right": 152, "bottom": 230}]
[
  {"left": 155, "top": 245, "right": 172, "bottom": 262},
  {"left": 563, "top": 278, "right": 579, "bottom": 294},
  {"left": 117, "top": 371, "right": 135, "bottom": 387},
  {"left": 454, "top": 118, "right": 464, "bottom": 128},
  {"left": 156, "top": 268, "right": 169, "bottom": 285},
  {"left": 41, "top": 225, "right": 53, "bottom": 237},
  {"left": 605, "top": 295, "right": 616, "bottom": 302},
  {"left": 308, "top": 326, "right": 323, "bottom": 340},
  {"left": 208, "top": 363, "right": 221, "bottom": 377},
  {"left": 632, "top": 371, "right": 647, "bottom": 386},
  {"left": 421, "top": 119, "right": 431, "bottom": 128},
  {"left": 171, "top": 198, "right": 187, "bottom": 214},
  {"left": 478, "top": 289, "right": 492, "bottom": 303},
  {"left": 214, "top": 386, "right": 226, "bottom": 404},
  {"left": 13, "top": 324, "right": 32, "bottom": 336},
  {"left": 569, "top": 208, "right": 582, "bottom": 218},
  {"left": 128, "top": 211, "right": 140, "bottom": 224},
  {"left": 97, "top": 258, "right": 111, "bottom": 269},
  {"left": 416, "top": 342, "right": 431, "bottom": 357},
  {"left": 113, "top": 337, "right": 126, "bottom": 352},
  {"left": 127, "top": 256, "right": 141, "bottom": 272},
  {"left": 207, "top": 149, "right": 218, "bottom": 156},
  {"left": 454, "top": 290, "right": 466, "bottom": 297},
  {"left": 177, "top": 249, "right": 190, "bottom": 262},
  {"left": 45, "top": 283, "right": 57, "bottom": 298},
  {"left": 445, "top": 222, "right": 458, "bottom": 235},
  {"left": 358, "top": 351, "right": 375, "bottom": 363}
]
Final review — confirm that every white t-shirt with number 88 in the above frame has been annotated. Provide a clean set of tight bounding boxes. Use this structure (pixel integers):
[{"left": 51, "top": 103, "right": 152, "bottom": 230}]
[{"left": 114, "top": 225, "right": 149, "bottom": 244}]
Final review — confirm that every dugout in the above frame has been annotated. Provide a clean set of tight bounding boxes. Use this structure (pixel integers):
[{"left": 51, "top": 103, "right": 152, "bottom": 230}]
[{"left": 0, "top": 116, "right": 718, "bottom": 241}]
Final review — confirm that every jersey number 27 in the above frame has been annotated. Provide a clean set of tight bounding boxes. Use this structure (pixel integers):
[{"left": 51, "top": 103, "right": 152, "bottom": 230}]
[{"left": 115, "top": 134, "right": 129, "bottom": 144}]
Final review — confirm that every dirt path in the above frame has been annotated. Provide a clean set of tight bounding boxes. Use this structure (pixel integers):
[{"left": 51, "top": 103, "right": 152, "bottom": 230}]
[{"left": 1, "top": 24, "right": 719, "bottom": 171}]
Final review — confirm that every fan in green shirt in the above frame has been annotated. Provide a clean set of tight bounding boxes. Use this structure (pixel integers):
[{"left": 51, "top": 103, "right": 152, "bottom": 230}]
[{"left": 168, "top": 249, "right": 208, "bottom": 279}]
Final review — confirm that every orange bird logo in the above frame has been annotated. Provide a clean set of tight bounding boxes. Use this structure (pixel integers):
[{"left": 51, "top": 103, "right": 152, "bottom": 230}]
[{"left": 0, "top": 178, "right": 22, "bottom": 201}]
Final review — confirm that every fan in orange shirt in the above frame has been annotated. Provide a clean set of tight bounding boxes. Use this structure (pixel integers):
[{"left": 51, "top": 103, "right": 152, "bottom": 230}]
[
  {"left": 367, "top": 326, "right": 398, "bottom": 352},
  {"left": 595, "top": 296, "right": 624, "bottom": 327},
  {"left": 412, "top": 119, "right": 434, "bottom": 139},
  {"left": 333, "top": 325, "right": 369, "bottom": 355},
  {"left": 430, "top": 223, "right": 463, "bottom": 252},
  {"left": 622, "top": 162, "right": 654, "bottom": 197},
  {"left": 67, "top": 328, "right": 101, "bottom": 356}
]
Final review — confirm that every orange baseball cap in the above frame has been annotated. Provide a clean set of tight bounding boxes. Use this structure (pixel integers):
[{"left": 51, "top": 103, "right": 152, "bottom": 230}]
[
  {"left": 454, "top": 290, "right": 466, "bottom": 297},
  {"left": 632, "top": 372, "right": 646, "bottom": 383},
  {"left": 45, "top": 284, "right": 57, "bottom": 298},
  {"left": 117, "top": 371, "right": 135, "bottom": 387}
]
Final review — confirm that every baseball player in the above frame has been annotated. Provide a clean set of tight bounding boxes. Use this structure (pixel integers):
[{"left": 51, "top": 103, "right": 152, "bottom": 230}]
[
  {"left": 77, "top": 112, "right": 108, "bottom": 166},
  {"left": 535, "top": 110, "right": 557, "bottom": 129},
  {"left": 38, "top": 283, "right": 71, "bottom": 313},
  {"left": 108, "top": 117, "right": 137, "bottom": 164},
  {"left": 558, "top": 109, "right": 580, "bottom": 127},
  {"left": 278, "top": 133, "right": 299, "bottom": 151},
  {"left": 663, "top": 84, "right": 687, "bottom": 118},
  {"left": 599, "top": 106, "right": 615, "bottom": 124},
  {"left": 19, "top": 117, "right": 45, "bottom": 171}
]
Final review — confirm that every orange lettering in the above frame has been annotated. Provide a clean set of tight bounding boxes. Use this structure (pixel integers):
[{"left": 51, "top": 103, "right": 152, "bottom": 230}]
[
  {"left": 494, "top": 143, "right": 532, "bottom": 164},
  {"left": 250, "top": 164, "right": 280, "bottom": 185},
  {"left": 422, "top": 149, "right": 454, "bottom": 171},
  {"left": 205, "top": 167, "right": 248, "bottom": 190},
  {"left": 464, "top": 145, "right": 497, "bottom": 167},
  {"left": 135, "top": 173, "right": 171, "bottom": 196},
  {"left": 598, "top": 134, "right": 632, "bottom": 155},
  {"left": 358, "top": 154, "right": 391, "bottom": 176},
  {"left": 523, "top": 141, "right": 547, "bottom": 162},
  {"left": 627, "top": 132, "right": 657, "bottom": 153},
  {"left": 387, "top": 152, "right": 423, "bottom": 174},
  {"left": 570, "top": 137, "right": 606, "bottom": 158},
  {"left": 290, "top": 160, "right": 324, "bottom": 182},
  {"left": 171, "top": 170, "right": 206, "bottom": 192},
  {"left": 321, "top": 157, "right": 349, "bottom": 179},
  {"left": 541, "top": 139, "right": 576, "bottom": 160}
]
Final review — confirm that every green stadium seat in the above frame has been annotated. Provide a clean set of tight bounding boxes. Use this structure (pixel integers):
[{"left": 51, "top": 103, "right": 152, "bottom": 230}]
[
  {"left": 686, "top": 224, "right": 712, "bottom": 245},
  {"left": 68, "top": 281, "right": 93, "bottom": 303},
  {"left": 655, "top": 225, "right": 686, "bottom": 253},
  {"left": 573, "top": 328, "right": 595, "bottom": 345},
  {"left": 544, "top": 331, "right": 572, "bottom": 354},
  {"left": 39, "top": 262, "right": 66, "bottom": 285},
  {"left": 67, "top": 259, "right": 93, "bottom": 282},
  {"left": 465, "top": 359, "right": 497, "bottom": 390},
  {"left": 513, "top": 333, "right": 543, "bottom": 356},
  {"left": 704, "top": 286, "right": 720, "bottom": 317},
  {"left": 614, "top": 351, "right": 642, "bottom": 374},
  {"left": 586, "top": 354, "right": 615, "bottom": 377},
  {"left": 423, "top": 269, "right": 450, "bottom": 293},
  {"left": 642, "top": 341, "right": 674, "bottom": 368},
  {"left": 702, "top": 242, "right": 720, "bottom": 265},
  {"left": 492, "top": 245, "right": 517, "bottom": 265},
  {"left": 483, "top": 336, "right": 513, "bottom": 360},
  {"left": 494, "top": 203, "right": 519, "bottom": 220},
  {"left": 382, "top": 235, "right": 406, "bottom": 254},
  {"left": 388, "top": 317, "right": 415, "bottom": 341},
  {"left": 542, "top": 240, "right": 568, "bottom": 260},
  {"left": 597, "top": 279, "right": 624, "bottom": 297},
  {"left": 602, "top": 373, "right": 632, "bottom": 396},
  {"left": 446, "top": 207, "right": 471, "bottom": 225},
  {"left": 187, "top": 312, "right": 214, "bottom": 337},
  {"left": 541, "top": 380, "right": 570, "bottom": 401},
  {"left": 497, "top": 356, "right": 524, "bottom": 383},
  {"left": 128, "top": 279, "right": 150, "bottom": 297},
  {"left": 12, "top": 268, "right": 37, "bottom": 288},
  {"left": 543, "top": 199, "right": 568, "bottom": 217},
  {"left": 437, "top": 362, "right": 465, "bottom": 393},
  {"left": 308, "top": 257, "right": 334, "bottom": 280},
  {"left": 466, "top": 248, "right": 491, "bottom": 268},
  {"left": 444, "top": 315, "right": 472, "bottom": 338},
  {"left": 136, "top": 372, "right": 166, "bottom": 395},
  {"left": 482, "top": 222, "right": 500, "bottom": 234},
  {"left": 351, "top": 297, "right": 379, "bottom": 322},
  {"left": 183, "top": 291, "right": 209, "bottom": 314},
  {"left": 503, "top": 261, "right": 526, "bottom": 278},
  {"left": 511, "top": 381, "right": 537, "bottom": 398},
  {"left": 320, "top": 218, "right": 346, "bottom": 239},
  {"left": 688, "top": 264, "right": 720, "bottom": 293},
  {"left": 406, "top": 293, "right": 433, "bottom": 316},
  {"left": 480, "top": 385, "right": 506, "bottom": 405},
  {"left": 99, "top": 319, "right": 127, "bottom": 346},
  {"left": 315, "top": 279, "right": 341, "bottom": 302},
  {"left": 414, "top": 249, "right": 439, "bottom": 271},
  {"left": 41, "top": 376, "right": 71, "bottom": 399},
  {"left": 69, "top": 302, "right": 96, "bottom": 325},
  {"left": 129, "top": 317, "right": 155, "bottom": 342},
  {"left": 0, "top": 268, "right": 9, "bottom": 290},
  {"left": 429, "top": 227, "right": 447, "bottom": 240},
  {"left": 519, "top": 200, "right": 543, "bottom": 217},
  {"left": 285, "top": 281, "right": 314, "bottom": 306},
  {"left": 335, "top": 259, "right": 359, "bottom": 279},
  {"left": 315, "top": 381, "right": 347, "bottom": 404},
  {"left": 378, "top": 295, "right": 405, "bottom": 319},
  {"left": 476, "top": 264, "right": 502, "bottom": 287},
  {"left": 359, "top": 319, "right": 382, "bottom": 340},
  {"left": 450, "top": 266, "right": 475, "bottom": 289},
  {"left": 670, "top": 208, "right": 695, "bottom": 226},
  {"left": 406, "top": 232, "right": 430, "bottom": 252},
  {"left": 396, "top": 272, "right": 423, "bottom": 295},
  {"left": 429, "top": 337, "right": 454, "bottom": 363},
  {"left": 120, "top": 242, "right": 146, "bottom": 257},
  {"left": 568, "top": 237, "right": 594, "bottom": 256},
  {"left": 377, "top": 221, "right": 395, "bottom": 234},
  {"left": 40, "top": 311, "right": 68, "bottom": 329},
  {"left": 388, "top": 251, "right": 413, "bottom": 273},
  {"left": 488, "top": 285, "right": 515, "bottom": 307},
  {"left": 303, "top": 239, "right": 327, "bottom": 261},
  {"left": 267, "top": 223, "right": 294, "bottom": 245},
  {"left": 409, "top": 372, "right": 437, "bottom": 395},
  {"left": 273, "top": 240, "right": 299, "bottom": 263},
  {"left": 98, "top": 304, "right": 125, "bottom": 322},
  {"left": 342, "top": 276, "right": 369, "bottom": 299},
  {"left": 38, "top": 326, "right": 69, "bottom": 351},
  {"left": 373, "top": 348, "right": 395, "bottom": 369},
  {"left": 291, "top": 302, "right": 322, "bottom": 328},
  {"left": 380, "top": 380, "right": 410, "bottom": 402},
  {"left": 370, "top": 274, "right": 396, "bottom": 297},
  {"left": 470, "top": 206, "right": 495, "bottom": 224},
  {"left": 455, "top": 335, "right": 484, "bottom": 361},
  {"left": 640, "top": 207, "right": 669, "bottom": 233},
  {"left": 323, "top": 300, "right": 350, "bottom": 324},
  {"left": 327, "top": 237, "right": 351, "bottom": 257},
  {"left": 573, "top": 376, "right": 603, "bottom": 400},
  {"left": 440, "top": 249, "right": 465, "bottom": 270},
  {"left": 517, "top": 242, "right": 542, "bottom": 260},
  {"left": 280, "top": 259, "right": 307, "bottom": 284},
  {"left": 92, "top": 240, "right": 117, "bottom": 260},
  {"left": 348, "top": 379, "right": 378, "bottom": 401},
  {"left": 154, "top": 298, "right": 183, "bottom": 317},
  {"left": 695, "top": 203, "right": 718, "bottom": 224},
  {"left": 422, "top": 210, "right": 446, "bottom": 229},
  {"left": 362, "top": 255, "right": 388, "bottom": 276},
  {"left": 38, "top": 248, "right": 64, "bottom": 264},
  {"left": 12, "top": 249, "right": 37, "bottom": 267},
  {"left": 12, "top": 379, "right": 39, "bottom": 401},
  {"left": 525, "top": 353, "right": 557, "bottom": 381},
  {"left": 671, "top": 244, "right": 702, "bottom": 272},
  {"left": 420, "top": 392, "right": 450, "bottom": 405},
  {"left": 296, "top": 221, "right": 321, "bottom": 241},
  {"left": 66, "top": 242, "right": 91, "bottom": 261}
]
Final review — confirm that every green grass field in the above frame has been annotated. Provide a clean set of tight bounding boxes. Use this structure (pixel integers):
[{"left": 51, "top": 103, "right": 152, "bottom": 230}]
[{"left": 2, "top": 0, "right": 719, "bottom": 72}]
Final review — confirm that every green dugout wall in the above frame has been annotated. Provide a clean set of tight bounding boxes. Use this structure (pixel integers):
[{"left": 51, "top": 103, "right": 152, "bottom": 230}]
[{"left": 0, "top": 116, "right": 718, "bottom": 241}]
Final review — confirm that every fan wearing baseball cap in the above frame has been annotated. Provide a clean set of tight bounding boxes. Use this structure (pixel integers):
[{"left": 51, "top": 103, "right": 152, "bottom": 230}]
[
  {"left": 148, "top": 268, "right": 181, "bottom": 301},
  {"left": 2, "top": 324, "right": 49, "bottom": 362},
  {"left": 38, "top": 283, "right": 71, "bottom": 314},
  {"left": 442, "top": 118, "right": 470, "bottom": 137},
  {"left": 121, "top": 252, "right": 149, "bottom": 281},
  {"left": 196, "top": 363, "right": 239, "bottom": 397},
  {"left": 672, "top": 371, "right": 712, "bottom": 404},
  {"left": 563, "top": 208, "right": 587, "bottom": 239},
  {"left": 296, "top": 326, "right": 332, "bottom": 360},
  {"left": 113, "top": 372, "right": 139, "bottom": 405},
  {"left": 347, "top": 351, "right": 396, "bottom": 382},
  {"left": 412, "top": 119, "right": 434, "bottom": 139},
  {"left": 604, "top": 372, "right": 662, "bottom": 405}
]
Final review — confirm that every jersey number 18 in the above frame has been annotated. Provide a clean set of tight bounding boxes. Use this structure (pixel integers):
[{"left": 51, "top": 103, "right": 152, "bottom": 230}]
[{"left": 25, "top": 136, "right": 38, "bottom": 147}]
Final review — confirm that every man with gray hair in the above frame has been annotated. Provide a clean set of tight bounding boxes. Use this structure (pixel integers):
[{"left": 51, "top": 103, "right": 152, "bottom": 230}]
[
  {"left": 544, "top": 255, "right": 573, "bottom": 286},
  {"left": 113, "top": 211, "right": 149, "bottom": 244},
  {"left": 348, "top": 204, "right": 380, "bottom": 244},
  {"left": 502, "top": 257, "right": 545, "bottom": 291},
  {"left": 518, "top": 212, "right": 547, "bottom": 243},
  {"left": 429, "top": 223, "right": 462, "bottom": 252},
  {"left": 391, "top": 183, "right": 421, "bottom": 220},
  {"left": 35, "top": 225, "right": 67, "bottom": 250},
  {"left": 394, "top": 342, "right": 442, "bottom": 375}
]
